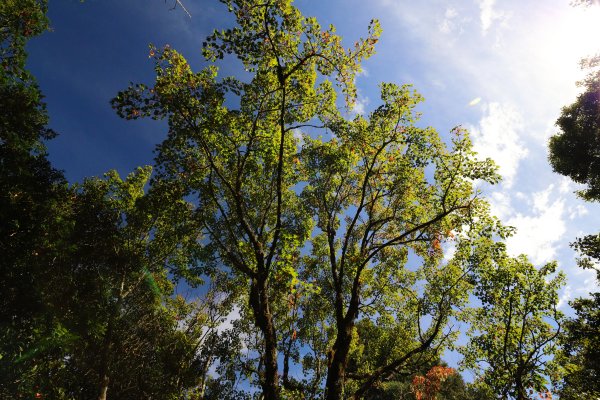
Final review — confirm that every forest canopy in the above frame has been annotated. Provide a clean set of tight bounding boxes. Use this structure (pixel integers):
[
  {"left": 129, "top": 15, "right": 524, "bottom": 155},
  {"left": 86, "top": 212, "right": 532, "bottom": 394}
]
[{"left": 1, "top": 0, "right": 598, "bottom": 399}]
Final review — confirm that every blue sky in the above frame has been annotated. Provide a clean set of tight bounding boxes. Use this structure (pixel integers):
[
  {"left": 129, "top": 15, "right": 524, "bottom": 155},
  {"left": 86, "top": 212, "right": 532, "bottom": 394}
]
[{"left": 28, "top": 0, "right": 599, "bottom": 317}]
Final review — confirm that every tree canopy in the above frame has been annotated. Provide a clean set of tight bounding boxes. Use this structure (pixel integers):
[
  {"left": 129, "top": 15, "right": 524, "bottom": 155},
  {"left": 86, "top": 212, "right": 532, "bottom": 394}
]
[
  {"left": 0, "top": 0, "right": 581, "bottom": 399},
  {"left": 548, "top": 69, "right": 600, "bottom": 201}
]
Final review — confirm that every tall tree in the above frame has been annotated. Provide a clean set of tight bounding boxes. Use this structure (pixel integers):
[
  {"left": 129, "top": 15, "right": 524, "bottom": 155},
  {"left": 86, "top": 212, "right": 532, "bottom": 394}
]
[
  {"left": 460, "top": 255, "right": 564, "bottom": 400},
  {"left": 548, "top": 53, "right": 600, "bottom": 398},
  {"left": 0, "top": 1, "right": 70, "bottom": 395},
  {"left": 113, "top": 1, "right": 506, "bottom": 399},
  {"left": 113, "top": 1, "right": 380, "bottom": 397},
  {"left": 300, "top": 92, "right": 501, "bottom": 400}
]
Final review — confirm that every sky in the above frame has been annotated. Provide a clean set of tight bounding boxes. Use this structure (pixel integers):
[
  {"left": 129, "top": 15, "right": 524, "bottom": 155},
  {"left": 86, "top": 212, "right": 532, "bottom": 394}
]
[{"left": 28, "top": 0, "right": 599, "bottom": 320}]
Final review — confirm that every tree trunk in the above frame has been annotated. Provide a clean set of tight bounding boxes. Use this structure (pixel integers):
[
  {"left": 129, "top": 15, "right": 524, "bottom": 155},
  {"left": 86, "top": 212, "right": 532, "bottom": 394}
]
[
  {"left": 97, "top": 327, "right": 113, "bottom": 400},
  {"left": 325, "top": 323, "right": 354, "bottom": 400},
  {"left": 515, "top": 374, "right": 526, "bottom": 400},
  {"left": 197, "top": 354, "right": 213, "bottom": 400},
  {"left": 282, "top": 338, "right": 292, "bottom": 388},
  {"left": 98, "top": 375, "right": 109, "bottom": 400},
  {"left": 250, "top": 276, "right": 279, "bottom": 400},
  {"left": 97, "top": 275, "right": 125, "bottom": 400}
]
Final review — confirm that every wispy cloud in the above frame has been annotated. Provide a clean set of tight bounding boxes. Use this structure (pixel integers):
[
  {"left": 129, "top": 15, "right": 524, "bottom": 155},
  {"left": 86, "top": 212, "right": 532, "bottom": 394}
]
[
  {"left": 352, "top": 93, "right": 370, "bottom": 115},
  {"left": 470, "top": 102, "right": 527, "bottom": 188},
  {"left": 478, "top": 0, "right": 507, "bottom": 35},
  {"left": 490, "top": 185, "right": 567, "bottom": 265},
  {"left": 439, "top": 7, "right": 459, "bottom": 34},
  {"left": 558, "top": 285, "right": 572, "bottom": 308}
]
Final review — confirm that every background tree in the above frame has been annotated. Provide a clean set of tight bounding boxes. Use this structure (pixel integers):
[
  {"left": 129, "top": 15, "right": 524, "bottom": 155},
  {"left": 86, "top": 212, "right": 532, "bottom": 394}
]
[
  {"left": 2, "top": 166, "right": 216, "bottom": 399},
  {"left": 44, "top": 167, "right": 206, "bottom": 399},
  {"left": 554, "top": 234, "right": 600, "bottom": 399},
  {"left": 0, "top": 0, "right": 70, "bottom": 395},
  {"left": 360, "top": 358, "right": 495, "bottom": 400},
  {"left": 548, "top": 53, "right": 600, "bottom": 399},
  {"left": 548, "top": 66, "right": 600, "bottom": 201},
  {"left": 460, "top": 254, "right": 564, "bottom": 400},
  {"left": 1, "top": 2, "right": 225, "bottom": 398}
]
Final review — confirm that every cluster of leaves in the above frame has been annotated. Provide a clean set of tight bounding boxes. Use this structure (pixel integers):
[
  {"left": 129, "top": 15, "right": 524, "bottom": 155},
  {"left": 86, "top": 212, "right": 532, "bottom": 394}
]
[
  {"left": 411, "top": 365, "right": 456, "bottom": 400},
  {"left": 460, "top": 256, "right": 564, "bottom": 400},
  {"left": 548, "top": 67, "right": 600, "bottom": 201}
]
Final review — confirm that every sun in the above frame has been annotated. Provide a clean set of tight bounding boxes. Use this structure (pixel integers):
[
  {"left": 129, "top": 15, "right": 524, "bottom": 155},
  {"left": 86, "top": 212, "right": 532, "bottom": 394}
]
[
  {"left": 550, "top": 4, "right": 600, "bottom": 79},
  {"left": 526, "top": 2, "right": 600, "bottom": 104}
]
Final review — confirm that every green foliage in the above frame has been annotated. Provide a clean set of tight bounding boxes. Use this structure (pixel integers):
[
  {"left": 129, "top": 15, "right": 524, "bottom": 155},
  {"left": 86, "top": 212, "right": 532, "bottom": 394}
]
[
  {"left": 556, "top": 293, "right": 600, "bottom": 399},
  {"left": 0, "top": 1, "right": 229, "bottom": 398},
  {"left": 0, "top": 0, "right": 49, "bottom": 76},
  {"left": 113, "top": 0, "right": 508, "bottom": 398},
  {"left": 554, "top": 234, "right": 600, "bottom": 399},
  {"left": 2, "top": 166, "right": 216, "bottom": 398},
  {"left": 0, "top": 1, "right": 68, "bottom": 396},
  {"left": 548, "top": 70, "right": 600, "bottom": 201},
  {"left": 547, "top": 50, "right": 600, "bottom": 398},
  {"left": 461, "top": 255, "right": 564, "bottom": 399},
  {"left": 1, "top": 1, "right": 573, "bottom": 399},
  {"left": 113, "top": 1, "right": 382, "bottom": 397}
]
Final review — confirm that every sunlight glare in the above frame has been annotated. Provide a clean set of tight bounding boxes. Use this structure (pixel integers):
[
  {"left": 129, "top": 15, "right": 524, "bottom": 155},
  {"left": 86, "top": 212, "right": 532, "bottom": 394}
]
[{"left": 541, "top": 5, "right": 600, "bottom": 87}]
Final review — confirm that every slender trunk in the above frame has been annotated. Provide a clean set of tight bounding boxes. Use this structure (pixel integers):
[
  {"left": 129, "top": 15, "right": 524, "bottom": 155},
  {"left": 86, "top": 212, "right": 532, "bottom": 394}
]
[
  {"left": 98, "top": 375, "right": 109, "bottom": 400},
  {"left": 324, "top": 322, "right": 354, "bottom": 400},
  {"left": 98, "top": 274, "right": 125, "bottom": 400},
  {"left": 197, "top": 353, "right": 213, "bottom": 399},
  {"left": 282, "top": 337, "right": 292, "bottom": 388},
  {"left": 97, "top": 316, "right": 115, "bottom": 400},
  {"left": 250, "top": 276, "right": 279, "bottom": 400},
  {"left": 325, "top": 265, "right": 362, "bottom": 400}
]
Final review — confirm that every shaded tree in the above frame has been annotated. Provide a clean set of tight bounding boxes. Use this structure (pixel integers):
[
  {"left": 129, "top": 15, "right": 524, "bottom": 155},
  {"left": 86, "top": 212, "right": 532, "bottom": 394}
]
[
  {"left": 548, "top": 70, "right": 600, "bottom": 201},
  {"left": 547, "top": 49, "right": 600, "bottom": 399},
  {"left": 0, "top": 1, "right": 70, "bottom": 396},
  {"left": 1, "top": 4, "right": 217, "bottom": 395}
]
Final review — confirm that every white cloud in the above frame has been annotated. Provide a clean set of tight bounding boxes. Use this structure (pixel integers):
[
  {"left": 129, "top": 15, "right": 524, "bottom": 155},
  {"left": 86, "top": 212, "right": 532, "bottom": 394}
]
[
  {"left": 443, "top": 241, "right": 457, "bottom": 262},
  {"left": 470, "top": 102, "right": 527, "bottom": 188},
  {"left": 559, "top": 177, "right": 573, "bottom": 194},
  {"left": 352, "top": 94, "right": 369, "bottom": 115},
  {"left": 488, "top": 191, "right": 512, "bottom": 221},
  {"left": 292, "top": 128, "right": 304, "bottom": 148},
  {"left": 503, "top": 185, "right": 567, "bottom": 264},
  {"left": 439, "top": 7, "right": 458, "bottom": 34},
  {"left": 478, "top": 0, "right": 506, "bottom": 35},
  {"left": 568, "top": 204, "right": 588, "bottom": 220},
  {"left": 558, "top": 285, "right": 572, "bottom": 309}
]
